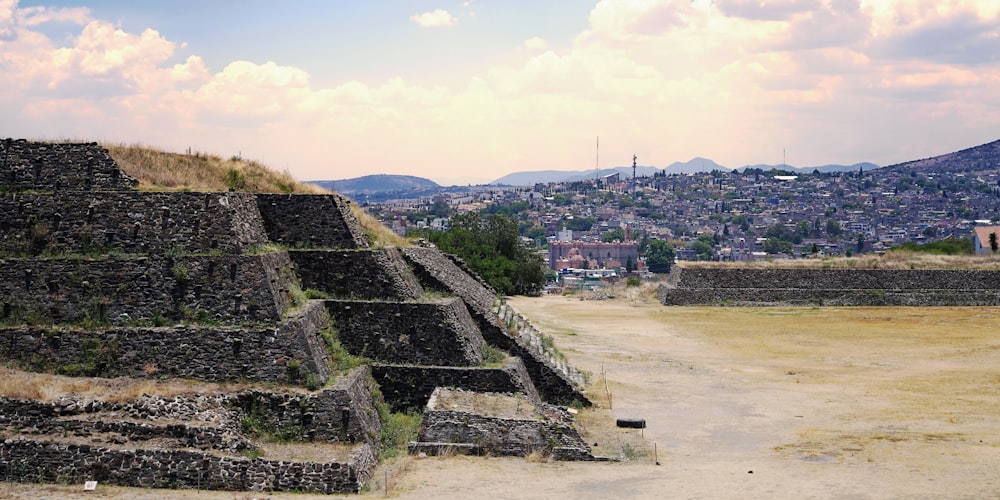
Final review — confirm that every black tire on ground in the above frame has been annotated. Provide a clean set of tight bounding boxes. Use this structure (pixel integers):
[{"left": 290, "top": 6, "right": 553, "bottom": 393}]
[{"left": 616, "top": 418, "right": 646, "bottom": 429}]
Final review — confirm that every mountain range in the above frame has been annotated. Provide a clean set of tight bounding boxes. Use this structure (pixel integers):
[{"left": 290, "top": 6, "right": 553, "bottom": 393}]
[
  {"left": 489, "top": 158, "right": 880, "bottom": 185},
  {"left": 310, "top": 174, "right": 439, "bottom": 195},
  {"left": 311, "top": 139, "right": 1000, "bottom": 196}
]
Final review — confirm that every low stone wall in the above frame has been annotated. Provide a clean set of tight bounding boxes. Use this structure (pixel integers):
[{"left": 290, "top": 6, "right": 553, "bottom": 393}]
[
  {"left": 229, "top": 367, "right": 382, "bottom": 446},
  {"left": 0, "top": 367, "right": 380, "bottom": 452},
  {"left": 0, "top": 251, "right": 296, "bottom": 325},
  {"left": 370, "top": 358, "right": 539, "bottom": 412},
  {"left": 0, "top": 438, "right": 376, "bottom": 494},
  {"left": 411, "top": 388, "right": 598, "bottom": 461},
  {"left": 256, "top": 194, "right": 369, "bottom": 249},
  {"left": 324, "top": 298, "right": 485, "bottom": 367},
  {"left": 0, "top": 191, "right": 268, "bottom": 256},
  {"left": 1, "top": 140, "right": 138, "bottom": 192},
  {"left": 0, "top": 302, "right": 331, "bottom": 385},
  {"left": 291, "top": 248, "right": 423, "bottom": 301},
  {"left": 659, "top": 268, "right": 1000, "bottom": 306},
  {"left": 0, "top": 396, "right": 250, "bottom": 452}
]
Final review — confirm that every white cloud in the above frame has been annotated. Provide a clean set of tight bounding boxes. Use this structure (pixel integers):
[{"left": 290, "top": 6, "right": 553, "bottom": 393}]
[
  {"left": 2, "top": 0, "right": 1000, "bottom": 182},
  {"left": 17, "top": 5, "right": 90, "bottom": 26},
  {"left": 410, "top": 9, "right": 457, "bottom": 28},
  {"left": 523, "top": 36, "right": 548, "bottom": 50}
]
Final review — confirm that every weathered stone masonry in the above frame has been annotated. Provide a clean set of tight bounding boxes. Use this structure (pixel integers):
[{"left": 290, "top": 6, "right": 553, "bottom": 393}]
[
  {"left": 659, "top": 268, "right": 1000, "bottom": 306},
  {"left": 256, "top": 194, "right": 369, "bottom": 249},
  {"left": 0, "top": 191, "right": 268, "bottom": 256},
  {"left": 0, "top": 301, "right": 332, "bottom": 385},
  {"left": 1, "top": 139, "right": 138, "bottom": 192},
  {"left": 371, "top": 358, "right": 540, "bottom": 413},
  {"left": 1, "top": 251, "right": 297, "bottom": 325},
  {"left": 0, "top": 139, "right": 603, "bottom": 494},
  {"left": 0, "top": 439, "right": 376, "bottom": 494},
  {"left": 291, "top": 248, "right": 423, "bottom": 301},
  {"left": 324, "top": 298, "right": 485, "bottom": 367}
]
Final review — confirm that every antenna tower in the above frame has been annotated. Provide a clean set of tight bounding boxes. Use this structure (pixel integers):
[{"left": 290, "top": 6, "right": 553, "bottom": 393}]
[{"left": 595, "top": 136, "right": 599, "bottom": 187}]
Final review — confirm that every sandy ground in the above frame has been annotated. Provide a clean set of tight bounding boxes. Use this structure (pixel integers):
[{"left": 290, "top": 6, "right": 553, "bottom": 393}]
[
  {"left": 385, "top": 290, "right": 1000, "bottom": 499},
  {"left": 6, "top": 288, "right": 1000, "bottom": 499}
]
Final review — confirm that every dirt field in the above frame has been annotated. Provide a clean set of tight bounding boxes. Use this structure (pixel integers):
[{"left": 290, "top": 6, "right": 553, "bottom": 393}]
[
  {"left": 6, "top": 286, "right": 1000, "bottom": 499},
  {"left": 386, "top": 288, "right": 1000, "bottom": 499}
]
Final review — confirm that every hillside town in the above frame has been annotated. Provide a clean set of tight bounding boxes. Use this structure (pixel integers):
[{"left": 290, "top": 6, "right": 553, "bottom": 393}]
[{"left": 362, "top": 141, "right": 1000, "bottom": 273}]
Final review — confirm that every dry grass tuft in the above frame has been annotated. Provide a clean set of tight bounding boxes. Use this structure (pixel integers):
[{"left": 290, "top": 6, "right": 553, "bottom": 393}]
[
  {"left": 0, "top": 367, "right": 260, "bottom": 403},
  {"left": 433, "top": 389, "right": 538, "bottom": 419},
  {"left": 105, "top": 142, "right": 326, "bottom": 194},
  {"left": 350, "top": 202, "right": 410, "bottom": 248},
  {"left": 105, "top": 142, "right": 408, "bottom": 249}
]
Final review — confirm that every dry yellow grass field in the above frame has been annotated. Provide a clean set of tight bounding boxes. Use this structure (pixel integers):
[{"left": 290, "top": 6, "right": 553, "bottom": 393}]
[{"left": 9, "top": 284, "right": 999, "bottom": 499}]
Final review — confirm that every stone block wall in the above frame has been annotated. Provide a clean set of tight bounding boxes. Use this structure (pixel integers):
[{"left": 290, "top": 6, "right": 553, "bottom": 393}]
[
  {"left": 0, "top": 395, "right": 251, "bottom": 452},
  {"left": 402, "top": 245, "right": 590, "bottom": 406},
  {"left": 659, "top": 268, "right": 1000, "bottom": 306},
  {"left": 0, "top": 192, "right": 268, "bottom": 256},
  {"left": 256, "top": 194, "right": 369, "bottom": 249},
  {"left": 229, "top": 367, "right": 382, "bottom": 446},
  {"left": 0, "top": 302, "right": 331, "bottom": 385},
  {"left": 324, "top": 298, "right": 485, "bottom": 367},
  {"left": 412, "top": 388, "right": 596, "bottom": 460},
  {"left": 291, "top": 248, "right": 423, "bottom": 300},
  {"left": 0, "top": 251, "right": 296, "bottom": 325},
  {"left": 402, "top": 247, "right": 496, "bottom": 314},
  {"left": 1, "top": 139, "right": 138, "bottom": 192},
  {"left": 0, "top": 439, "right": 376, "bottom": 494},
  {"left": 370, "top": 358, "right": 539, "bottom": 412}
]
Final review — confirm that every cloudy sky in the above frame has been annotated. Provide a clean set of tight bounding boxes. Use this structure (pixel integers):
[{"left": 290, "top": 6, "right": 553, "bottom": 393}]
[{"left": 1, "top": 0, "right": 998, "bottom": 185}]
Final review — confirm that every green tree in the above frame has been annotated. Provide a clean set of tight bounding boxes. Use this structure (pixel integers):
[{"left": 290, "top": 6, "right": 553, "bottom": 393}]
[
  {"left": 625, "top": 255, "right": 636, "bottom": 273},
  {"left": 691, "top": 240, "right": 714, "bottom": 261},
  {"left": 645, "top": 239, "right": 675, "bottom": 273},
  {"left": 425, "top": 212, "right": 545, "bottom": 296},
  {"left": 991, "top": 232, "right": 998, "bottom": 253},
  {"left": 563, "top": 217, "right": 595, "bottom": 232},
  {"left": 825, "top": 219, "right": 842, "bottom": 236},
  {"left": 602, "top": 227, "right": 626, "bottom": 243},
  {"left": 763, "top": 237, "right": 793, "bottom": 255}
]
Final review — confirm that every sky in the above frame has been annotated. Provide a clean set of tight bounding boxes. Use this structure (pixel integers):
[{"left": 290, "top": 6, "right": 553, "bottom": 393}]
[{"left": 1, "top": 0, "right": 999, "bottom": 185}]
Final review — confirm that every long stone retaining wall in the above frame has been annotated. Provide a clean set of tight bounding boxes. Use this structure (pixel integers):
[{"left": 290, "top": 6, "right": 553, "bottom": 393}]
[
  {"left": 0, "top": 251, "right": 296, "bottom": 325},
  {"left": 0, "top": 439, "right": 376, "bottom": 494},
  {"left": 0, "top": 191, "right": 268, "bottom": 256},
  {"left": 0, "top": 301, "right": 332, "bottom": 385},
  {"left": 659, "top": 268, "right": 1000, "bottom": 306}
]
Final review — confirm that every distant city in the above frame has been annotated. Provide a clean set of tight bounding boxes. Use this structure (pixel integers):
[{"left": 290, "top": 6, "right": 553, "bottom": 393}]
[{"left": 322, "top": 139, "right": 1000, "bottom": 268}]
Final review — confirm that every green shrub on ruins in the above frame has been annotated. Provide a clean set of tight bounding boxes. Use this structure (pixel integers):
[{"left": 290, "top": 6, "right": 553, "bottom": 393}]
[
  {"left": 378, "top": 405, "right": 422, "bottom": 459},
  {"left": 319, "top": 326, "right": 370, "bottom": 373},
  {"left": 413, "top": 212, "right": 545, "bottom": 296},
  {"left": 480, "top": 344, "right": 507, "bottom": 367}
]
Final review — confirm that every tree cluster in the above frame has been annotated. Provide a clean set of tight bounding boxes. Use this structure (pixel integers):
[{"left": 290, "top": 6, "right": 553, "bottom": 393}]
[{"left": 417, "top": 212, "right": 545, "bottom": 296}]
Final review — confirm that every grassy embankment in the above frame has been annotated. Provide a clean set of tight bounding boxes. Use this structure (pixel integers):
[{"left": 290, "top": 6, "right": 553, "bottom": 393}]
[{"left": 105, "top": 142, "right": 407, "bottom": 248}]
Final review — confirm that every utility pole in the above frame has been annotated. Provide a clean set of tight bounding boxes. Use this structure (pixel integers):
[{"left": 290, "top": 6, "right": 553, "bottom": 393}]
[{"left": 633, "top": 154, "right": 638, "bottom": 200}]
